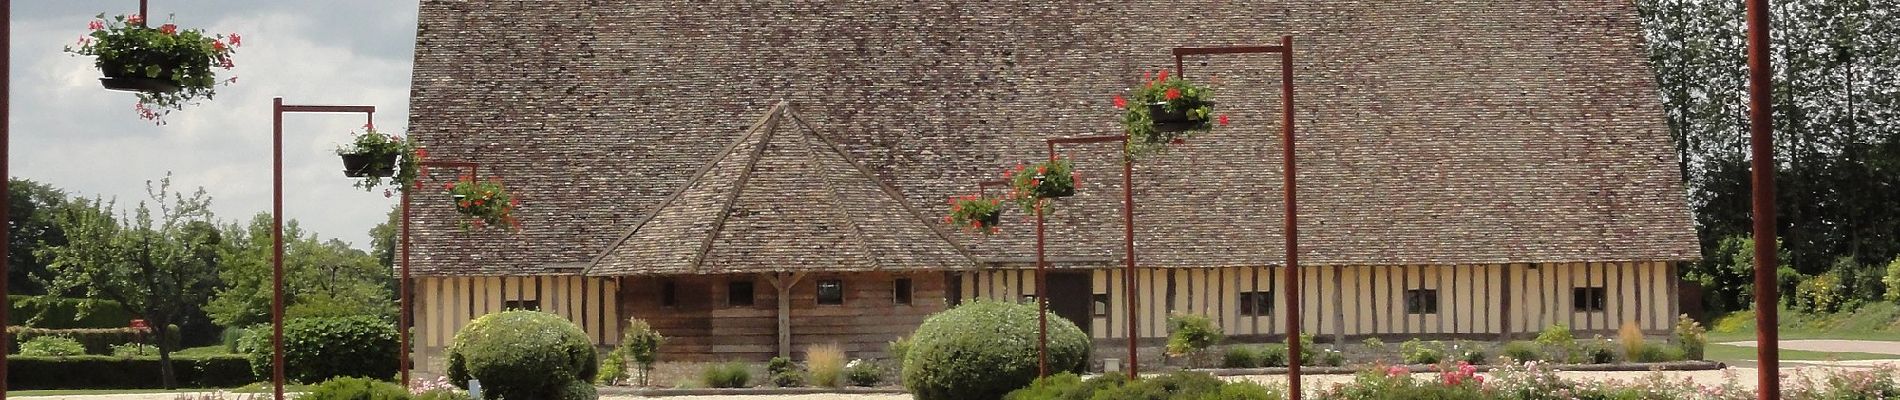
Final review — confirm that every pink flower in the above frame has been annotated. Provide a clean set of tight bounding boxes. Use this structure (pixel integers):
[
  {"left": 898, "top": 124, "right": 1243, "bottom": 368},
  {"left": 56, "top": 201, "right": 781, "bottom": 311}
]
[
  {"left": 159, "top": 23, "right": 177, "bottom": 35},
  {"left": 127, "top": 14, "right": 144, "bottom": 25},
  {"left": 229, "top": 33, "right": 243, "bottom": 46},
  {"left": 1385, "top": 365, "right": 1408, "bottom": 377},
  {"left": 88, "top": 20, "right": 105, "bottom": 30}
]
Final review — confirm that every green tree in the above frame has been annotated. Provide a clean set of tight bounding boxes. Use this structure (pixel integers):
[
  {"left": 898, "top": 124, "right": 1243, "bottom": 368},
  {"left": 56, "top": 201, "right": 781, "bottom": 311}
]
[
  {"left": 7, "top": 178, "right": 71, "bottom": 296},
  {"left": 370, "top": 205, "right": 398, "bottom": 271},
  {"left": 207, "top": 212, "right": 394, "bottom": 327},
  {"left": 37, "top": 176, "right": 220, "bottom": 388}
]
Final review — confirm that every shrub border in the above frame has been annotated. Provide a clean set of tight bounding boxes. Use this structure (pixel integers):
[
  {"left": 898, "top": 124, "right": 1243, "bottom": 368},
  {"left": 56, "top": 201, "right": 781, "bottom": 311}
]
[{"left": 1193, "top": 360, "right": 1726, "bottom": 376}]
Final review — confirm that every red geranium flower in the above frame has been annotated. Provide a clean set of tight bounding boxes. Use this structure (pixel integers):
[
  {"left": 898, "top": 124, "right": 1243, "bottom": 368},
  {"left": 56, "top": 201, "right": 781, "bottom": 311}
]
[
  {"left": 1112, "top": 94, "right": 1127, "bottom": 109},
  {"left": 88, "top": 20, "right": 104, "bottom": 30},
  {"left": 159, "top": 23, "right": 177, "bottom": 35},
  {"left": 1164, "top": 88, "right": 1181, "bottom": 100},
  {"left": 229, "top": 33, "right": 242, "bottom": 46},
  {"left": 1218, "top": 115, "right": 1230, "bottom": 126}
]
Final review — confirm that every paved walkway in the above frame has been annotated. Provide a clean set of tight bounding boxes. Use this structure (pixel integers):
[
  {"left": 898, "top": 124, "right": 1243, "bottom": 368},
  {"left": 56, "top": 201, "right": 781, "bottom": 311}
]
[{"left": 1717, "top": 339, "right": 1900, "bottom": 355}]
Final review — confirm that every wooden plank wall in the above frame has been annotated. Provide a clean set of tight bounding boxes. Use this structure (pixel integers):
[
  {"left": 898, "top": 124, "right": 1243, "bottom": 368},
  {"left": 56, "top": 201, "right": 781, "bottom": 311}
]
[
  {"left": 414, "top": 275, "right": 621, "bottom": 350},
  {"left": 958, "top": 262, "right": 1675, "bottom": 340},
  {"left": 618, "top": 272, "right": 946, "bottom": 362}
]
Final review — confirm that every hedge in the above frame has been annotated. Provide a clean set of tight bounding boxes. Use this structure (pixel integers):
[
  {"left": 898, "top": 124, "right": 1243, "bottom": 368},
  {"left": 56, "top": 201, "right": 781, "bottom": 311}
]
[
  {"left": 6, "top": 296, "right": 134, "bottom": 329},
  {"left": 6, "top": 355, "right": 256, "bottom": 389},
  {"left": 6, "top": 326, "right": 180, "bottom": 355}
]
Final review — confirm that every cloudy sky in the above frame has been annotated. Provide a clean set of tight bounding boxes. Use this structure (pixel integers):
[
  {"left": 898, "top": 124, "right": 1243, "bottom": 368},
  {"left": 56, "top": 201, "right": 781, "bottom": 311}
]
[{"left": 10, "top": 1, "right": 420, "bottom": 249}]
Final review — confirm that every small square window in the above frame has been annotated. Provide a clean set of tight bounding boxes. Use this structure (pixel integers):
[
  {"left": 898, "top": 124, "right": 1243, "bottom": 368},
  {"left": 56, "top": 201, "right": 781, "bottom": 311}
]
[
  {"left": 817, "top": 279, "right": 845, "bottom": 305},
  {"left": 1572, "top": 287, "right": 1607, "bottom": 312},
  {"left": 1238, "top": 291, "right": 1274, "bottom": 316},
  {"left": 1092, "top": 294, "right": 1110, "bottom": 317},
  {"left": 661, "top": 281, "right": 678, "bottom": 307},
  {"left": 728, "top": 281, "right": 755, "bottom": 307},
  {"left": 503, "top": 300, "right": 540, "bottom": 311},
  {"left": 1404, "top": 289, "right": 1439, "bottom": 315},
  {"left": 894, "top": 278, "right": 914, "bottom": 305}
]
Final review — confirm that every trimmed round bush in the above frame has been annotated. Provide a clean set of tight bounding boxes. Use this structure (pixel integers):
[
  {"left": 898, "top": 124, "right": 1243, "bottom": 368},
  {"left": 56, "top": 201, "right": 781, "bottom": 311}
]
[
  {"left": 902, "top": 300, "right": 1089, "bottom": 400},
  {"left": 447, "top": 310, "right": 598, "bottom": 400},
  {"left": 238, "top": 316, "right": 398, "bottom": 383},
  {"left": 302, "top": 376, "right": 409, "bottom": 400}
]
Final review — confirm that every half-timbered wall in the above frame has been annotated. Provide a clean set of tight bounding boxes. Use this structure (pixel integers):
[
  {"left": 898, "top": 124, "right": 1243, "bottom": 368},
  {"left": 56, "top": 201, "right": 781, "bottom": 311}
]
[
  {"left": 955, "top": 262, "right": 1675, "bottom": 340},
  {"left": 413, "top": 275, "right": 621, "bottom": 355}
]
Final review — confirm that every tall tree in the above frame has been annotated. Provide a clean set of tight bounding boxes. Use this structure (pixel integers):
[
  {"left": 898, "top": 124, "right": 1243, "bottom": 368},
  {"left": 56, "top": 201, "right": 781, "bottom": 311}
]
[
  {"left": 7, "top": 178, "right": 71, "bottom": 296},
  {"left": 207, "top": 212, "right": 394, "bottom": 328},
  {"left": 37, "top": 177, "right": 220, "bottom": 388}
]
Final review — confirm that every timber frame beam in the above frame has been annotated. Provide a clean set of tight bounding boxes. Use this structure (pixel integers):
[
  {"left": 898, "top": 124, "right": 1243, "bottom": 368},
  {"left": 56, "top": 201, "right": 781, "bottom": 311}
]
[{"left": 765, "top": 271, "right": 808, "bottom": 358}]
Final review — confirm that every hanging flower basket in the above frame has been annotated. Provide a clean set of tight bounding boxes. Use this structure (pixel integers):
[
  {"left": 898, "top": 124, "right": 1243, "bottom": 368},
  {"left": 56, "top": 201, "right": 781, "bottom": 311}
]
[
  {"left": 1004, "top": 157, "right": 1079, "bottom": 214},
  {"left": 1113, "top": 70, "right": 1227, "bottom": 156},
  {"left": 445, "top": 176, "right": 521, "bottom": 231},
  {"left": 335, "top": 127, "right": 422, "bottom": 194},
  {"left": 64, "top": 13, "right": 241, "bottom": 122},
  {"left": 943, "top": 194, "right": 1005, "bottom": 235}
]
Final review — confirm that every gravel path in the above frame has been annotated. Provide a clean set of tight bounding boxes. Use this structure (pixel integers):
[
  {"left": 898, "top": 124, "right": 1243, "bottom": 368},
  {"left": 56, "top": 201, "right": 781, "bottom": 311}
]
[{"left": 1718, "top": 339, "right": 1900, "bottom": 355}]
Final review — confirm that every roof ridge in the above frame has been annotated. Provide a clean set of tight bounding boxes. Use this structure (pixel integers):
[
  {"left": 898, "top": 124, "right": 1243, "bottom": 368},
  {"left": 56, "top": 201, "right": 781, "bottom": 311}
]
[
  {"left": 784, "top": 103, "right": 884, "bottom": 271},
  {"left": 690, "top": 105, "right": 783, "bottom": 273},
  {"left": 584, "top": 102, "right": 786, "bottom": 275}
]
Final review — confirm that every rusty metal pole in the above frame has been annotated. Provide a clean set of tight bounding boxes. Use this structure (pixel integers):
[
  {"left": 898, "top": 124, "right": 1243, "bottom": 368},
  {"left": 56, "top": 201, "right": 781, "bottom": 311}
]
[
  {"left": 270, "top": 97, "right": 287, "bottom": 400},
  {"left": 1035, "top": 203, "right": 1049, "bottom": 378},
  {"left": 1121, "top": 149, "right": 1138, "bottom": 379},
  {"left": 1, "top": 1, "right": 11, "bottom": 398},
  {"left": 1279, "top": 35, "right": 1301, "bottom": 400},
  {"left": 399, "top": 185, "right": 412, "bottom": 387},
  {"left": 1744, "top": 0, "right": 1779, "bottom": 398},
  {"left": 138, "top": 0, "right": 146, "bottom": 25}
]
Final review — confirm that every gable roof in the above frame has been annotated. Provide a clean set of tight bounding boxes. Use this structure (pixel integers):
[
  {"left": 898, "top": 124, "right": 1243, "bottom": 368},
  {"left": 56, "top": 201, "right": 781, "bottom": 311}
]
[
  {"left": 403, "top": 0, "right": 1699, "bottom": 276},
  {"left": 586, "top": 102, "right": 975, "bottom": 275}
]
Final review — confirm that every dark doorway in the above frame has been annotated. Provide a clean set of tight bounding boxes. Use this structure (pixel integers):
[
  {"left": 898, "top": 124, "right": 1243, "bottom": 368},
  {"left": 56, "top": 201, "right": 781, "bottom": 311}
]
[{"left": 1045, "top": 272, "right": 1093, "bottom": 333}]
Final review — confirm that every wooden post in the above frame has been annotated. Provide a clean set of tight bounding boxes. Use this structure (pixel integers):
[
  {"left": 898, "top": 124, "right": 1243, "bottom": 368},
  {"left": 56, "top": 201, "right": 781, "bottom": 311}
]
[
  {"left": 768, "top": 272, "right": 806, "bottom": 358},
  {"left": 1499, "top": 265, "right": 1513, "bottom": 341},
  {"left": 1331, "top": 265, "right": 1344, "bottom": 344}
]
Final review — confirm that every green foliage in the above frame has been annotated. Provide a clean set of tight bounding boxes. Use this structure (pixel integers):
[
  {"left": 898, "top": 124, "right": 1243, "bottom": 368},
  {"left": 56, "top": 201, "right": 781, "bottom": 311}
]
[
  {"left": 447, "top": 177, "right": 520, "bottom": 231},
  {"left": 767, "top": 356, "right": 796, "bottom": 375},
  {"left": 1361, "top": 337, "right": 1386, "bottom": 351},
  {"left": 1293, "top": 333, "right": 1317, "bottom": 365},
  {"left": 845, "top": 359, "right": 882, "bottom": 387},
  {"left": 771, "top": 370, "right": 806, "bottom": 388},
  {"left": 1673, "top": 314, "right": 1708, "bottom": 360},
  {"left": 302, "top": 377, "right": 410, "bottom": 400},
  {"left": 1165, "top": 313, "right": 1224, "bottom": 364},
  {"left": 412, "top": 390, "right": 472, "bottom": 400},
  {"left": 7, "top": 326, "right": 179, "bottom": 355},
  {"left": 1003, "top": 371, "right": 1282, "bottom": 400},
  {"left": 238, "top": 316, "right": 398, "bottom": 384},
  {"left": 700, "top": 362, "right": 751, "bottom": 388},
  {"left": 594, "top": 348, "right": 627, "bottom": 386},
  {"left": 112, "top": 342, "right": 158, "bottom": 357},
  {"left": 20, "top": 335, "right": 86, "bottom": 357},
  {"left": 1003, "top": 158, "right": 1078, "bottom": 215},
  {"left": 62, "top": 14, "right": 241, "bottom": 117},
  {"left": 613, "top": 317, "right": 665, "bottom": 386},
  {"left": 887, "top": 336, "right": 912, "bottom": 363},
  {"left": 945, "top": 194, "right": 1005, "bottom": 234},
  {"left": 446, "top": 311, "right": 598, "bottom": 400},
  {"left": 1628, "top": 342, "right": 1671, "bottom": 363},
  {"left": 1116, "top": 71, "right": 1219, "bottom": 156},
  {"left": 7, "top": 178, "right": 73, "bottom": 297},
  {"left": 1502, "top": 341, "right": 1542, "bottom": 363},
  {"left": 1319, "top": 347, "right": 1346, "bottom": 367},
  {"left": 1797, "top": 272, "right": 1849, "bottom": 313},
  {"left": 1886, "top": 257, "right": 1900, "bottom": 303},
  {"left": 1456, "top": 348, "right": 1486, "bottom": 365},
  {"left": 1222, "top": 345, "right": 1264, "bottom": 368},
  {"left": 1399, "top": 339, "right": 1442, "bottom": 365},
  {"left": 1583, "top": 339, "right": 1618, "bottom": 364},
  {"left": 6, "top": 296, "right": 134, "bottom": 328},
  {"left": 335, "top": 128, "right": 421, "bottom": 191},
  {"left": 903, "top": 300, "right": 1090, "bottom": 400},
  {"left": 36, "top": 177, "right": 221, "bottom": 387},
  {"left": 5, "top": 355, "right": 254, "bottom": 389},
  {"left": 1535, "top": 324, "right": 1580, "bottom": 362},
  {"left": 208, "top": 213, "right": 394, "bottom": 328},
  {"left": 1260, "top": 344, "right": 1289, "bottom": 367}
]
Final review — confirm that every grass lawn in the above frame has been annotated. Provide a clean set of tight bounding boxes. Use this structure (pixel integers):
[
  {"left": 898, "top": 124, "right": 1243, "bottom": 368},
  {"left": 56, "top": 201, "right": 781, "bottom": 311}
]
[
  {"left": 1705, "top": 343, "right": 1899, "bottom": 364},
  {"left": 1707, "top": 303, "right": 1900, "bottom": 343}
]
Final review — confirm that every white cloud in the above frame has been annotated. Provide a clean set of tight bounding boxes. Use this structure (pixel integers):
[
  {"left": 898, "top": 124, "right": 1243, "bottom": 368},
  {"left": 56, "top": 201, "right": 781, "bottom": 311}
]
[{"left": 10, "top": 2, "right": 420, "bottom": 249}]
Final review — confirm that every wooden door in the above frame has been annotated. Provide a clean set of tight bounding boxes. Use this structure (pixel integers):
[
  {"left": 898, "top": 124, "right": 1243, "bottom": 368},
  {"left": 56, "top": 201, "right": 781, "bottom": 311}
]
[{"left": 1045, "top": 272, "right": 1093, "bottom": 333}]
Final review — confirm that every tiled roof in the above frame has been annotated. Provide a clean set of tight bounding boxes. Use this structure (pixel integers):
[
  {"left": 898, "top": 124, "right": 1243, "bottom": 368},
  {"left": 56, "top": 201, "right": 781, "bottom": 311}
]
[
  {"left": 585, "top": 102, "right": 975, "bottom": 275},
  {"left": 404, "top": 0, "right": 1699, "bottom": 276}
]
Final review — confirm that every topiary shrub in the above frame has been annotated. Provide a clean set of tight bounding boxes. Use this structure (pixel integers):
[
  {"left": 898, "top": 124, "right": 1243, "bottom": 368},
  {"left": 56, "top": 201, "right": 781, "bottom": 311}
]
[
  {"left": 903, "top": 300, "right": 1090, "bottom": 400},
  {"left": 238, "top": 316, "right": 398, "bottom": 384},
  {"left": 19, "top": 335, "right": 86, "bottom": 357},
  {"left": 302, "top": 376, "right": 409, "bottom": 400},
  {"left": 446, "top": 310, "right": 598, "bottom": 400}
]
